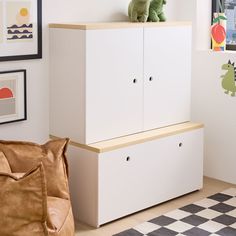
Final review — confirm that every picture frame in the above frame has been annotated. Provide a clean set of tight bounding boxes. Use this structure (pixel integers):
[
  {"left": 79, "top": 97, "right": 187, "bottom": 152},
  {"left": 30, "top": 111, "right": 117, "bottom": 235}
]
[
  {"left": 0, "top": 70, "right": 27, "bottom": 124},
  {"left": 212, "top": 0, "right": 236, "bottom": 50},
  {"left": 0, "top": 0, "right": 42, "bottom": 61}
]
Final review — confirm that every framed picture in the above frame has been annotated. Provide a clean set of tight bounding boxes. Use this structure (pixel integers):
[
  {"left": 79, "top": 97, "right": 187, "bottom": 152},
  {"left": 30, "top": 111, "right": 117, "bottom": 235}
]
[
  {"left": 212, "top": 0, "right": 236, "bottom": 50},
  {"left": 0, "top": 0, "right": 42, "bottom": 61},
  {"left": 0, "top": 70, "right": 27, "bottom": 124}
]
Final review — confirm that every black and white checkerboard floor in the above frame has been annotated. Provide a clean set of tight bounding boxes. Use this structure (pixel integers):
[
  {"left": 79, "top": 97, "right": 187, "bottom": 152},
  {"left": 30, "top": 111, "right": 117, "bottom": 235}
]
[{"left": 114, "top": 188, "right": 236, "bottom": 236}]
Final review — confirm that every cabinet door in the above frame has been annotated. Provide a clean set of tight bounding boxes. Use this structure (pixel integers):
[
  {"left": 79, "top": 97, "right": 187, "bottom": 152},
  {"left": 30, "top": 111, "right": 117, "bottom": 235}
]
[
  {"left": 86, "top": 28, "right": 143, "bottom": 144},
  {"left": 143, "top": 26, "right": 192, "bottom": 130},
  {"left": 98, "top": 129, "right": 203, "bottom": 225}
]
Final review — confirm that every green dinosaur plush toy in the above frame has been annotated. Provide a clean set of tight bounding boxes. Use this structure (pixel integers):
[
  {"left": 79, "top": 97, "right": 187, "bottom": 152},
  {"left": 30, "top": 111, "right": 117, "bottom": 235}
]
[
  {"left": 148, "top": 0, "right": 167, "bottom": 22},
  {"left": 128, "top": 0, "right": 151, "bottom": 22}
]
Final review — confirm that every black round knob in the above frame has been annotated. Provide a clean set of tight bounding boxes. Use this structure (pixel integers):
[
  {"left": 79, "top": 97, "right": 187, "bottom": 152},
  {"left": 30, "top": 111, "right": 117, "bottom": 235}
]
[
  {"left": 149, "top": 76, "right": 153, "bottom": 81},
  {"left": 179, "top": 143, "right": 183, "bottom": 147},
  {"left": 133, "top": 79, "right": 137, "bottom": 84},
  {"left": 126, "top": 156, "right": 131, "bottom": 162}
]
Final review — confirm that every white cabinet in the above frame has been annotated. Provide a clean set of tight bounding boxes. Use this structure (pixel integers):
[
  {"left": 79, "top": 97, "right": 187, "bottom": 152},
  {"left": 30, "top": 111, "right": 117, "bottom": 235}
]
[
  {"left": 144, "top": 26, "right": 191, "bottom": 130},
  {"left": 86, "top": 28, "right": 144, "bottom": 143},
  {"left": 66, "top": 122, "right": 204, "bottom": 227},
  {"left": 49, "top": 22, "right": 192, "bottom": 144},
  {"left": 49, "top": 22, "right": 203, "bottom": 229}
]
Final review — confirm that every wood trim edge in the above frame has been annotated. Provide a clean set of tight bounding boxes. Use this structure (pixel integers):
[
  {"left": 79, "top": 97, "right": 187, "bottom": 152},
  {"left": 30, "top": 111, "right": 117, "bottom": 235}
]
[
  {"left": 49, "top": 21, "right": 192, "bottom": 30},
  {"left": 49, "top": 123, "right": 204, "bottom": 153},
  {"left": 49, "top": 135, "right": 100, "bottom": 153},
  {"left": 96, "top": 124, "right": 204, "bottom": 153}
]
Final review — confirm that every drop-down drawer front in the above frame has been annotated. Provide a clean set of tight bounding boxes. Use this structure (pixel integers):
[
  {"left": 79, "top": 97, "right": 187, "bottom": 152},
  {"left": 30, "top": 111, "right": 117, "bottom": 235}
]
[
  {"left": 64, "top": 123, "right": 203, "bottom": 227},
  {"left": 98, "top": 128, "right": 203, "bottom": 225}
]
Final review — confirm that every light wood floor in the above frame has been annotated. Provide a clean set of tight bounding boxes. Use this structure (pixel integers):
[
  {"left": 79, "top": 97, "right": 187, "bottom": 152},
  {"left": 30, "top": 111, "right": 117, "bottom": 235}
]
[{"left": 75, "top": 177, "right": 236, "bottom": 236}]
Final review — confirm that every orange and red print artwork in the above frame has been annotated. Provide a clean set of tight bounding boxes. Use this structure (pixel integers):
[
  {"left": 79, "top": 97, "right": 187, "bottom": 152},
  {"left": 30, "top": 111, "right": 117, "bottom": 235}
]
[
  {"left": 0, "top": 87, "right": 14, "bottom": 99},
  {"left": 0, "top": 79, "right": 16, "bottom": 116}
]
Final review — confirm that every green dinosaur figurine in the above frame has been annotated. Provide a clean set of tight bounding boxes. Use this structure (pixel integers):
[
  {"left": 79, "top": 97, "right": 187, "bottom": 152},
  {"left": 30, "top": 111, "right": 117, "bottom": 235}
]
[
  {"left": 221, "top": 60, "right": 236, "bottom": 97},
  {"left": 128, "top": 0, "right": 151, "bottom": 22},
  {"left": 148, "top": 0, "right": 167, "bottom": 22}
]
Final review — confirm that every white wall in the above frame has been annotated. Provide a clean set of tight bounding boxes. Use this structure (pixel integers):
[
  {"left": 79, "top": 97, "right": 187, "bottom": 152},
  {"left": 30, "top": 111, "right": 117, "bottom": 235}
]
[
  {"left": 0, "top": 0, "right": 177, "bottom": 143},
  {"left": 174, "top": 0, "right": 195, "bottom": 21},
  {"left": 0, "top": 36, "right": 49, "bottom": 142},
  {"left": 192, "top": 51, "right": 236, "bottom": 184},
  {"left": 44, "top": 0, "right": 177, "bottom": 23},
  {"left": 192, "top": 0, "right": 236, "bottom": 184},
  {"left": 164, "top": 0, "right": 236, "bottom": 184},
  {"left": 195, "top": 0, "right": 212, "bottom": 50}
]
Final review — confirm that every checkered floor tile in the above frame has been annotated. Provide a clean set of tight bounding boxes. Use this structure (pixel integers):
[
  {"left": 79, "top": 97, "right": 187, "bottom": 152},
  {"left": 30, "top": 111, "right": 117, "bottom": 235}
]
[{"left": 113, "top": 188, "right": 236, "bottom": 236}]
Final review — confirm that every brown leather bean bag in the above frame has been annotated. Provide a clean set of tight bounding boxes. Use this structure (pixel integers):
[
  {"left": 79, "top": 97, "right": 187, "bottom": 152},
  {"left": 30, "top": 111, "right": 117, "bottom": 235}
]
[{"left": 0, "top": 138, "right": 75, "bottom": 236}]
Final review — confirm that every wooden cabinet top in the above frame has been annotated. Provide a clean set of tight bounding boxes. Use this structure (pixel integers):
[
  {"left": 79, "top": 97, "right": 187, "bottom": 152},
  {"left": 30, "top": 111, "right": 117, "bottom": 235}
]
[
  {"left": 50, "top": 122, "right": 203, "bottom": 153},
  {"left": 49, "top": 21, "right": 191, "bottom": 30}
]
